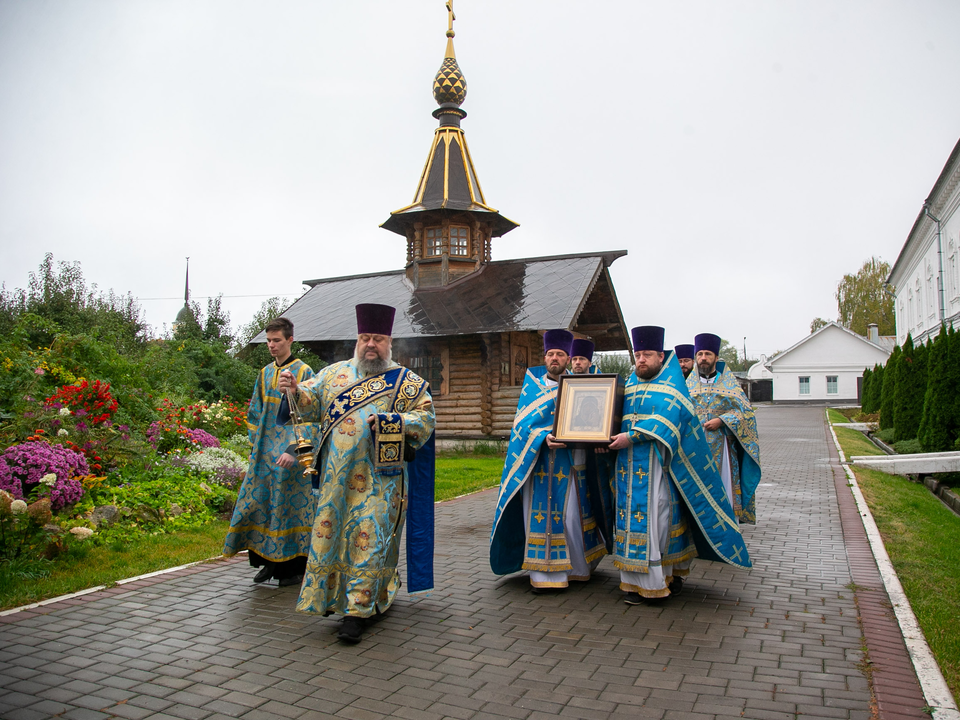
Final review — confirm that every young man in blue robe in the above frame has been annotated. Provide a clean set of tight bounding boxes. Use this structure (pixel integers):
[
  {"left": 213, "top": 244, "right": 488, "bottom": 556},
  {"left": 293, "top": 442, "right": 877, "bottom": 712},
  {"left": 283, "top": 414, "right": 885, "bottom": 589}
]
[
  {"left": 608, "top": 326, "right": 751, "bottom": 604},
  {"left": 686, "top": 333, "right": 761, "bottom": 524},
  {"left": 278, "top": 304, "right": 435, "bottom": 644},
  {"left": 223, "top": 317, "right": 316, "bottom": 586},
  {"left": 490, "top": 330, "right": 608, "bottom": 592}
]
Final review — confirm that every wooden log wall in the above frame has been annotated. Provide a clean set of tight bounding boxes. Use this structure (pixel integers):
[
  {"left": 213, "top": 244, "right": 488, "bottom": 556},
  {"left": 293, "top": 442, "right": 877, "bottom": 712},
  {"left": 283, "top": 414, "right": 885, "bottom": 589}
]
[{"left": 432, "top": 336, "right": 483, "bottom": 436}]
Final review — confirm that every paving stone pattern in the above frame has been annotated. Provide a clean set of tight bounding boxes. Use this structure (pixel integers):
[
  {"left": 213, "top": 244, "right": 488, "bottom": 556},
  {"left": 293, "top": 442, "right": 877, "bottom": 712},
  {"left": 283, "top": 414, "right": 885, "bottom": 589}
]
[{"left": 0, "top": 406, "right": 925, "bottom": 719}]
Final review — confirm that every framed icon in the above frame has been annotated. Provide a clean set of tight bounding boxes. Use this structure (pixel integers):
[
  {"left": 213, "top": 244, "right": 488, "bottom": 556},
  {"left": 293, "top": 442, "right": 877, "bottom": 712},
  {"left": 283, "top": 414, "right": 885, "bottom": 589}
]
[{"left": 552, "top": 373, "right": 625, "bottom": 444}]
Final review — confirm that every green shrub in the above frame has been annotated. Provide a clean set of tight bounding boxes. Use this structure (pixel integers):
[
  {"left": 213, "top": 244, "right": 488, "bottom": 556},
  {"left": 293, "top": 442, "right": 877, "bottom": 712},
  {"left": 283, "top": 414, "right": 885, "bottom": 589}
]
[
  {"left": 874, "top": 428, "right": 896, "bottom": 444},
  {"left": 892, "top": 438, "right": 923, "bottom": 455}
]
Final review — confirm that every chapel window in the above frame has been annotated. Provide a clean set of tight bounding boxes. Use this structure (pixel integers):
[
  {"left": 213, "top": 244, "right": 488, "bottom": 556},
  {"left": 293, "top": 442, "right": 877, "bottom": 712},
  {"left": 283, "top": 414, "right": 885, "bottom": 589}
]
[
  {"left": 826, "top": 376, "right": 838, "bottom": 395},
  {"left": 798, "top": 376, "right": 810, "bottom": 396},
  {"left": 424, "top": 227, "right": 442, "bottom": 257},
  {"left": 450, "top": 225, "right": 470, "bottom": 256},
  {"left": 407, "top": 356, "right": 444, "bottom": 396}
]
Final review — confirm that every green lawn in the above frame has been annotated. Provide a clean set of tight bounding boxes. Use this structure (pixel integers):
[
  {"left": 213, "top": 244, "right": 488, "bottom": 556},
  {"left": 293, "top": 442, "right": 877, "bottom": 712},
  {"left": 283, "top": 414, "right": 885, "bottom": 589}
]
[
  {"left": 827, "top": 407, "right": 851, "bottom": 424},
  {"left": 834, "top": 426, "right": 885, "bottom": 457},
  {"left": 435, "top": 453, "right": 504, "bottom": 501},
  {"left": 833, "top": 429, "right": 960, "bottom": 700},
  {"left": 0, "top": 520, "right": 230, "bottom": 611}
]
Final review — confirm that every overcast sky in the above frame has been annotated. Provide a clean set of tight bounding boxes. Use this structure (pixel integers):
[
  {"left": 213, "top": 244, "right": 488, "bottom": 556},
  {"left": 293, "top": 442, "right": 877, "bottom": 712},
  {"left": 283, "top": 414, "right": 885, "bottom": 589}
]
[{"left": 2, "top": 0, "right": 959, "bottom": 358}]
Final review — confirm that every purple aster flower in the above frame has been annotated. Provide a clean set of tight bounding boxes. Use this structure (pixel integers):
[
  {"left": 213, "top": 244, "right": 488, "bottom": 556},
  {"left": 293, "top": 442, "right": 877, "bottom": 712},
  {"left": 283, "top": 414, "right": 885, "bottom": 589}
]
[{"left": 75, "top": 421, "right": 88, "bottom": 432}]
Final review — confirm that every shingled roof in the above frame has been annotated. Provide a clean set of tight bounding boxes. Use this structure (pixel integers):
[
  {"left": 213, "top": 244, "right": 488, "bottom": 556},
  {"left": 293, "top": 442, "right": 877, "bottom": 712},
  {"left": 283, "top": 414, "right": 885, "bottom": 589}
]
[{"left": 256, "top": 250, "right": 629, "bottom": 351}]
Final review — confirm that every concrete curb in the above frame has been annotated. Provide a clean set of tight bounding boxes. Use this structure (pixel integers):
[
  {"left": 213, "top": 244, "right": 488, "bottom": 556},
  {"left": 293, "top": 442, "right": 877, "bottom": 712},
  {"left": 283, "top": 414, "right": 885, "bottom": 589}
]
[{"left": 828, "top": 415, "right": 960, "bottom": 720}]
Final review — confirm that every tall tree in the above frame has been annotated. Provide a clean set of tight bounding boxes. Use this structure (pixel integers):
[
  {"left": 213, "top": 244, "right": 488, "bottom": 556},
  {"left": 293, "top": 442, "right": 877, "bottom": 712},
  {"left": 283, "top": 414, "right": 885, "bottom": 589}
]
[
  {"left": 863, "top": 363, "right": 883, "bottom": 414},
  {"left": 810, "top": 317, "right": 830, "bottom": 334},
  {"left": 235, "top": 297, "right": 325, "bottom": 372},
  {"left": 919, "top": 326, "right": 952, "bottom": 452},
  {"left": 893, "top": 335, "right": 926, "bottom": 442},
  {"left": 835, "top": 257, "right": 895, "bottom": 336},
  {"left": 880, "top": 345, "right": 900, "bottom": 430},
  {"left": 860, "top": 367, "right": 872, "bottom": 410}
]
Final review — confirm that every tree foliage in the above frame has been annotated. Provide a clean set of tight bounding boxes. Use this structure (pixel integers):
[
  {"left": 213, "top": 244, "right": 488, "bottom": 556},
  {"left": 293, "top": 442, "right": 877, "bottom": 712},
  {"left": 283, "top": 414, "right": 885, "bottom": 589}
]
[
  {"left": 835, "top": 257, "right": 895, "bottom": 336},
  {"left": 880, "top": 345, "right": 900, "bottom": 430},
  {"left": 810, "top": 317, "right": 830, "bottom": 334},
  {"left": 0, "top": 253, "right": 149, "bottom": 355},
  {"left": 235, "top": 297, "right": 325, "bottom": 373},
  {"left": 893, "top": 335, "right": 926, "bottom": 442},
  {"left": 919, "top": 325, "right": 954, "bottom": 452}
]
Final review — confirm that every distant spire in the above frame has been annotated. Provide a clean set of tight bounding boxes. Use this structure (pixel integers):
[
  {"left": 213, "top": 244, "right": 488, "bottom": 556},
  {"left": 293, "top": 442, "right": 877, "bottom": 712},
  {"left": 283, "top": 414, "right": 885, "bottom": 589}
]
[{"left": 175, "top": 257, "right": 192, "bottom": 327}]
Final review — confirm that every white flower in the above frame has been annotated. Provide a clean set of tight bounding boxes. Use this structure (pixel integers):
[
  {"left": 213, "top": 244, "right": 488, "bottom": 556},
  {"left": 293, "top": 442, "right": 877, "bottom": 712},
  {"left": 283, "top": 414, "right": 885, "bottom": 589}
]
[
  {"left": 58, "top": 428, "right": 69, "bottom": 437},
  {"left": 69, "top": 526, "right": 94, "bottom": 540},
  {"left": 40, "top": 473, "right": 57, "bottom": 487},
  {"left": 10, "top": 499, "right": 27, "bottom": 514},
  {"left": 59, "top": 407, "right": 71, "bottom": 417}
]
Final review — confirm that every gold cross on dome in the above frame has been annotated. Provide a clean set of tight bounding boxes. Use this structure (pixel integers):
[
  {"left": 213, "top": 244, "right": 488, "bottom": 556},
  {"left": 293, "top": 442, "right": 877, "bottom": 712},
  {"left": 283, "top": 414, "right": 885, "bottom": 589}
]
[{"left": 446, "top": 0, "right": 456, "bottom": 35}]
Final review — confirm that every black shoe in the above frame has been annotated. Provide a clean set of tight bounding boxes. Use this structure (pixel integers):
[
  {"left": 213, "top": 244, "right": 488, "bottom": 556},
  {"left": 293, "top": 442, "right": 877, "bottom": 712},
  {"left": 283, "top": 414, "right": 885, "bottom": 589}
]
[
  {"left": 338, "top": 616, "right": 365, "bottom": 644},
  {"left": 668, "top": 577, "right": 684, "bottom": 597},
  {"left": 531, "top": 586, "right": 564, "bottom": 595},
  {"left": 253, "top": 565, "right": 273, "bottom": 583},
  {"left": 623, "top": 592, "right": 643, "bottom": 605},
  {"left": 277, "top": 574, "right": 303, "bottom": 588}
]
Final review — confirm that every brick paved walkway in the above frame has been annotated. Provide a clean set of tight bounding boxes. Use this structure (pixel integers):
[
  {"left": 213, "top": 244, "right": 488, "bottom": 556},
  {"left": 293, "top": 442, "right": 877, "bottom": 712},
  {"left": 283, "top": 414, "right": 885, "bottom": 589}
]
[{"left": 0, "top": 406, "right": 933, "bottom": 719}]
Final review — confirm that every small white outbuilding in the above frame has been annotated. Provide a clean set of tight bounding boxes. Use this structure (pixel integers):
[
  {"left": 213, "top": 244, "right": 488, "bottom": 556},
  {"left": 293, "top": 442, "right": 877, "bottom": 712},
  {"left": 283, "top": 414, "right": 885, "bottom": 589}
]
[{"left": 765, "top": 322, "right": 892, "bottom": 403}]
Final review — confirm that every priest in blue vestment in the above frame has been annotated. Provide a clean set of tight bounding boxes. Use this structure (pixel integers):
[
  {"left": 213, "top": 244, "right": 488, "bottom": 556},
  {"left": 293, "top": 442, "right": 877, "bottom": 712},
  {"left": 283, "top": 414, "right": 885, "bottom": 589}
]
[
  {"left": 278, "top": 304, "right": 436, "bottom": 643},
  {"left": 490, "top": 330, "right": 609, "bottom": 591},
  {"left": 608, "top": 326, "right": 751, "bottom": 604},
  {"left": 223, "top": 317, "right": 316, "bottom": 586},
  {"left": 675, "top": 343, "right": 695, "bottom": 380},
  {"left": 686, "top": 333, "right": 761, "bottom": 524}
]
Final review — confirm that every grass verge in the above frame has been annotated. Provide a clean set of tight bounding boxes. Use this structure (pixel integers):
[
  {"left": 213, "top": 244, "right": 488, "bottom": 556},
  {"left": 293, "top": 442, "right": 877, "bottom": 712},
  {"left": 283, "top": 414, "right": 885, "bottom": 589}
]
[
  {"left": 827, "top": 407, "right": 851, "bottom": 424},
  {"left": 0, "top": 520, "right": 230, "bottom": 611},
  {"left": 833, "top": 429, "right": 960, "bottom": 700},
  {"left": 435, "top": 453, "right": 504, "bottom": 501}
]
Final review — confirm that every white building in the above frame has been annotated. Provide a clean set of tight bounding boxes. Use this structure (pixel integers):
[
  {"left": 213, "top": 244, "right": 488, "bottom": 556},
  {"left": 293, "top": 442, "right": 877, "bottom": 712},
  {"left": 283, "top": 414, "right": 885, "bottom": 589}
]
[
  {"left": 888, "top": 137, "right": 960, "bottom": 345},
  {"left": 765, "top": 322, "right": 891, "bottom": 403}
]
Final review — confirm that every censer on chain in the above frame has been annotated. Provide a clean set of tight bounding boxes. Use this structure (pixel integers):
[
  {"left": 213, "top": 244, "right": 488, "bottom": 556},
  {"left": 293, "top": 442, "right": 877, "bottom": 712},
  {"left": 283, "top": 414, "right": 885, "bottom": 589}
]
[{"left": 284, "top": 386, "right": 318, "bottom": 477}]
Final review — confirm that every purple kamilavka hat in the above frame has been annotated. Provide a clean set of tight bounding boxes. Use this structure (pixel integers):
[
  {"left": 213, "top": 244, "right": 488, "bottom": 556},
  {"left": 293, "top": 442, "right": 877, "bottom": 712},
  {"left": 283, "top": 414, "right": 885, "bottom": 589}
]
[
  {"left": 542, "top": 329, "right": 574, "bottom": 355},
  {"left": 356, "top": 304, "right": 396, "bottom": 336},
  {"left": 631, "top": 326, "right": 664, "bottom": 352},
  {"left": 694, "top": 333, "right": 721, "bottom": 356},
  {"left": 570, "top": 338, "right": 595, "bottom": 361},
  {"left": 674, "top": 343, "right": 695, "bottom": 360}
]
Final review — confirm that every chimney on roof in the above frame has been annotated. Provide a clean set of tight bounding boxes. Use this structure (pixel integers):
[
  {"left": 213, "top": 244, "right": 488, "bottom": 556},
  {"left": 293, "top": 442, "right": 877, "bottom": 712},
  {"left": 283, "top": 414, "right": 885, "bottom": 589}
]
[{"left": 867, "top": 323, "right": 879, "bottom": 344}]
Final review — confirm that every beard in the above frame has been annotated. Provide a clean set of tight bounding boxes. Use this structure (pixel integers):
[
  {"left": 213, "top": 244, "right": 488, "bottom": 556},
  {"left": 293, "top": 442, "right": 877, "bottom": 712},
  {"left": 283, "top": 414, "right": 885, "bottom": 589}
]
[
  {"left": 636, "top": 361, "right": 662, "bottom": 380},
  {"left": 355, "top": 347, "right": 392, "bottom": 376},
  {"left": 698, "top": 359, "right": 716, "bottom": 376}
]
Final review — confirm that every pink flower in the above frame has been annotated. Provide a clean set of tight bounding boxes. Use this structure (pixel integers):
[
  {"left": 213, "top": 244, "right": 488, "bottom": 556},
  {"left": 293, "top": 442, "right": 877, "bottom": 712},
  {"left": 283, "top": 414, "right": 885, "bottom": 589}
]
[{"left": 34, "top": 367, "right": 45, "bottom": 375}]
